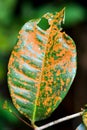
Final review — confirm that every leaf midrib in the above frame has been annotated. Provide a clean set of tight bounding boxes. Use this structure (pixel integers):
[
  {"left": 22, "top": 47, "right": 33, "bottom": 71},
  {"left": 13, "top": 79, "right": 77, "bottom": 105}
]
[
  {"left": 32, "top": 30, "right": 49, "bottom": 124},
  {"left": 32, "top": 23, "right": 56, "bottom": 123}
]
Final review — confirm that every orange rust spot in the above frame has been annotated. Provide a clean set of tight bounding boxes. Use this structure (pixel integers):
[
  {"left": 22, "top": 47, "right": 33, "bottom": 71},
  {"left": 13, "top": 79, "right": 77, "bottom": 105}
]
[
  {"left": 48, "top": 78, "right": 53, "bottom": 85},
  {"left": 56, "top": 70, "right": 61, "bottom": 76},
  {"left": 54, "top": 96, "right": 61, "bottom": 105},
  {"left": 45, "top": 107, "right": 51, "bottom": 115},
  {"left": 12, "top": 49, "right": 24, "bottom": 59},
  {"left": 17, "top": 39, "right": 22, "bottom": 46},
  {"left": 58, "top": 90, "right": 60, "bottom": 96},
  {"left": 53, "top": 42, "right": 63, "bottom": 52},
  {"left": 8, "top": 55, "right": 14, "bottom": 67},
  {"left": 45, "top": 86, "right": 52, "bottom": 94},
  {"left": 47, "top": 107, "right": 51, "bottom": 113},
  {"left": 50, "top": 57, "right": 55, "bottom": 64},
  {"left": 43, "top": 97, "right": 52, "bottom": 106},
  {"left": 60, "top": 79, "right": 64, "bottom": 86},
  {"left": 66, "top": 78, "right": 70, "bottom": 86},
  {"left": 56, "top": 49, "right": 66, "bottom": 57},
  {"left": 46, "top": 71, "right": 52, "bottom": 77},
  {"left": 64, "top": 88, "right": 66, "bottom": 92},
  {"left": 37, "top": 100, "right": 40, "bottom": 107},
  {"left": 19, "top": 29, "right": 24, "bottom": 34}
]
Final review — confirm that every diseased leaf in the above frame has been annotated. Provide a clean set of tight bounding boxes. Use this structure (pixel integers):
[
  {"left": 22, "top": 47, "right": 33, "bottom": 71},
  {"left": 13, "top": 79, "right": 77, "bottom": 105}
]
[{"left": 8, "top": 9, "right": 77, "bottom": 124}]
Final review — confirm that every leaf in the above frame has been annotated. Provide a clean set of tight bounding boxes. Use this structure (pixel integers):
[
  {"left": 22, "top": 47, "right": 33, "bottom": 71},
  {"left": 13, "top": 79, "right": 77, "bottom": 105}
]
[
  {"left": 8, "top": 9, "right": 77, "bottom": 124},
  {"left": 76, "top": 123, "right": 86, "bottom": 130},
  {"left": 0, "top": 63, "right": 5, "bottom": 82},
  {"left": 0, "top": 97, "right": 19, "bottom": 124},
  {"left": 0, "top": 23, "right": 21, "bottom": 53},
  {"left": 0, "top": 0, "right": 17, "bottom": 25},
  {"left": 65, "top": 3, "right": 85, "bottom": 26},
  {"left": 82, "top": 108, "right": 87, "bottom": 128}
]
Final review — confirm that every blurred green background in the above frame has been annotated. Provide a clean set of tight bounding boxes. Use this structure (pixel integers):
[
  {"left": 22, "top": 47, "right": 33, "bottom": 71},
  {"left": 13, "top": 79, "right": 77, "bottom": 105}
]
[{"left": 0, "top": 0, "right": 87, "bottom": 130}]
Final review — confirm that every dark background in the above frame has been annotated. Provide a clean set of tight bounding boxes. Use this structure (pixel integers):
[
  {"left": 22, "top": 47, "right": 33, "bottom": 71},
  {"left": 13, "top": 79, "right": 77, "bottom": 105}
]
[{"left": 0, "top": 0, "right": 87, "bottom": 130}]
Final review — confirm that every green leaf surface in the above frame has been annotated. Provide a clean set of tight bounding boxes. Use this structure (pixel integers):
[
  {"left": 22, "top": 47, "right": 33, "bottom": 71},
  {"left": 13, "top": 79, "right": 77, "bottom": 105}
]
[
  {"left": 0, "top": 97, "right": 19, "bottom": 123},
  {"left": 82, "top": 108, "right": 87, "bottom": 128},
  {"left": 76, "top": 123, "right": 86, "bottom": 130},
  {"left": 0, "top": 24, "right": 21, "bottom": 53},
  {"left": 8, "top": 9, "right": 77, "bottom": 124},
  {"left": 65, "top": 3, "right": 85, "bottom": 26},
  {"left": 0, "top": 0, "right": 17, "bottom": 25}
]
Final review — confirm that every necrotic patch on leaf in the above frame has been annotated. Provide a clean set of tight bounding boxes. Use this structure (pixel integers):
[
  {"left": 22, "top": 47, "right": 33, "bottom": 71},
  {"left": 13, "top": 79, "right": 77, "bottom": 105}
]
[{"left": 8, "top": 8, "right": 77, "bottom": 124}]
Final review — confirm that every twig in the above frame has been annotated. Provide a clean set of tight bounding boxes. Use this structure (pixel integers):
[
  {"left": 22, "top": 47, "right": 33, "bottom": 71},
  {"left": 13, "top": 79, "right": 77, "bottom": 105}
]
[
  {"left": 34, "top": 111, "right": 83, "bottom": 130},
  {"left": 12, "top": 111, "right": 34, "bottom": 129}
]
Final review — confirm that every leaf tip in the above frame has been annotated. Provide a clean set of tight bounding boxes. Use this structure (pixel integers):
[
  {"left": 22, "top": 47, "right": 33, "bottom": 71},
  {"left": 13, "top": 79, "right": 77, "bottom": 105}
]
[{"left": 57, "top": 7, "right": 65, "bottom": 24}]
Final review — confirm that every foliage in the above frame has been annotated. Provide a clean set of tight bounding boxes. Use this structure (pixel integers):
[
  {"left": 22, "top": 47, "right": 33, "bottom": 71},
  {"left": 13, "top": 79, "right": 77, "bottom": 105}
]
[
  {"left": 76, "top": 123, "right": 86, "bottom": 130},
  {"left": 82, "top": 107, "right": 87, "bottom": 128},
  {"left": 0, "top": 1, "right": 86, "bottom": 81},
  {"left": 76, "top": 106, "right": 87, "bottom": 130},
  {"left": 0, "top": 97, "right": 19, "bottom": 130},
  {"left": 0, "top": 0, "right": 86, "bottom": 129},
  {"left": 7, "top": 9, "right": 76, "bottom": 126},
  {"left": 65, "top": 3, "right": 85, "bottom": 26},
  {"left": 0, "top": 0, "right": 17, "bottom": 25}
]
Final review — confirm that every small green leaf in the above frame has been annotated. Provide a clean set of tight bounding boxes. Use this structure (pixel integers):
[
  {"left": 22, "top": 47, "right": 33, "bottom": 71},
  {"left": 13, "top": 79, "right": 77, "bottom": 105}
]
[
  {"left": 76, "top": 123, "right": 86, "bottom": 130},
  {"left": 82, "top": 108, "right": 87, "bottom": 128},
  {"left": 8, "top": 9, "right": 77, "bottom": 124}
]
